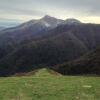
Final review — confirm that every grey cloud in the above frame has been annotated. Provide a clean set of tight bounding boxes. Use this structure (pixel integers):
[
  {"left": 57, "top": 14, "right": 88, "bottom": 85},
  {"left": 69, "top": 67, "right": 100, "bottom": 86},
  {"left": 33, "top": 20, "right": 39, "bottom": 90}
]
[
  {"left": 0, "top": 6, "right": 45, "bottom": 16},
  {"left": 45, "top": 0, "right": 100, "bottom": 17},
  {"left": 2, "top": 9, "right": 44, "bottom": 16},
  {"left": 0, "top": 0, "right": 100, "bottom": 19}
]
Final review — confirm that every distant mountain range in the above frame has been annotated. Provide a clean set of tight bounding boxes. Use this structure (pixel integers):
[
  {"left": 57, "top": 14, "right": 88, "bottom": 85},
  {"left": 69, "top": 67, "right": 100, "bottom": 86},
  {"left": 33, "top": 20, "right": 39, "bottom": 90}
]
[
  {"left": 0, "top": 15, "right": 100, "bottom": 76},
  {"left": 0, "top": 27, "right": 5, "bottom": 31},
  {"left": 0, "top": 21, "right": 20, "bottom": 28}
]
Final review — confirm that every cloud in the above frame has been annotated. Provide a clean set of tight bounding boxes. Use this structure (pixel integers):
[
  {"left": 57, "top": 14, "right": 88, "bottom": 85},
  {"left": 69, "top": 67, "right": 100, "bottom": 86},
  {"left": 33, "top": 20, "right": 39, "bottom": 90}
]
[
  {"left": 0, "top": 5, "right": 45, "bottom": 16},
  {"left": 0, "top": 0, "right": 100, "bottom": 23}
]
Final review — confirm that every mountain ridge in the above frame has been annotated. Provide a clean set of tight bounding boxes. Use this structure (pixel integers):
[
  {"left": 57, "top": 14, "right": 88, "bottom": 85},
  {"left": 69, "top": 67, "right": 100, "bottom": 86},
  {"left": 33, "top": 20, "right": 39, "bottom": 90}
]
[
  {"left": 0, "top": 15, "right": 100, "bottom": 76},
  {"left": 54, "top": 47, "right": 100, "bottom": 75}
]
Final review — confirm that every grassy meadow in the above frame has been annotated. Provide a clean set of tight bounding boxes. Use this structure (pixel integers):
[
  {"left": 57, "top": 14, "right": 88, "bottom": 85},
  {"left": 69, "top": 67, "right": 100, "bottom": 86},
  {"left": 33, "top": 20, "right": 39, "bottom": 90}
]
[{"left": 0, "top": 68, "right": 100, "bottom": 100}]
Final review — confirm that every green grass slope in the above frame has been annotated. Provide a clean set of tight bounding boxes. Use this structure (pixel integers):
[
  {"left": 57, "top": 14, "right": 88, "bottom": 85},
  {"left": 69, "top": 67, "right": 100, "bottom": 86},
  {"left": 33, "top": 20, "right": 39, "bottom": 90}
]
[
  {"left": 34, "top": 68, "right": 62, "bottom": 77},
  {"left": 0, "top": 68, "right": 100, "bottom": 100},
  {"left": 14, "top": 68, "right": 62, "bottom": 77}
]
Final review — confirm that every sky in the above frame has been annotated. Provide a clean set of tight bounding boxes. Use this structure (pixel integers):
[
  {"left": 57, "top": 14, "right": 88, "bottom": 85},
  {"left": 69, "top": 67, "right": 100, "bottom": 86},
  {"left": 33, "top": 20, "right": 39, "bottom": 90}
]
[{"left": 0, "top": 0, "right": 100, "bottom": 27}]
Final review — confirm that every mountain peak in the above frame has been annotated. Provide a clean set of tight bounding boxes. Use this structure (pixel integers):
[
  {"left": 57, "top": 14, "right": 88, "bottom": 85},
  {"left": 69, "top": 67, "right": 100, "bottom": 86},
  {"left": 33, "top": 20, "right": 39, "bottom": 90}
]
[
  {"left": 40, "top": 15, "right": 63, "bottom": 27},
  {"left": 64, "top": 18, "right": 81, "bottom": 25},
  {"left": 41, "top": 15, "right": 57, "bottom": 21},
  {"left": 43, "top": 15, "right": 53, "bottom": 18}
]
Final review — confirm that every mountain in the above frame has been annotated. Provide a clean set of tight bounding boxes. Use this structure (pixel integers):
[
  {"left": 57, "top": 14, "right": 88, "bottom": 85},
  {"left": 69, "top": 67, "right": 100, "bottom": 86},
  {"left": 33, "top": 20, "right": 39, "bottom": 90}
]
[
  {"left": 0, "top": 15, "right": 63, "bottom": 59},
  {"left": 0, "top": 29, "right": 88, "bottom": 76},
  {"left": 19, "top": 15, "right": 63, "bottom": 29},
  {"left": 63, "top": 18, "right": 81, "bottom": 25},
  {"left": 0, "top": 24, "right": 100, "bottom": 76},
  {"left": 41, "top": 15, "right": 64, "bottom": 27},
  {"left": 54, "top": 47, "right": 100, "bottom": 75},
  {"left": 0, "top": 15, "right": 100, "bottom": 76},
  {"left": 0, "top": 15, "right": 63, "bottom": 44}
]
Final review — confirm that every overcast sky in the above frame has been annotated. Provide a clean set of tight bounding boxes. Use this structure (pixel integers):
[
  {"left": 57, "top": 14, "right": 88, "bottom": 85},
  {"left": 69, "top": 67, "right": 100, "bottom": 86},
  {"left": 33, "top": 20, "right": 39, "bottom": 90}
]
[{"left": 0, "top": 0, "right": 100, "bottom": 26}]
